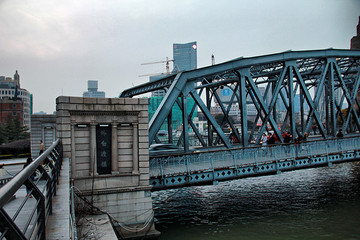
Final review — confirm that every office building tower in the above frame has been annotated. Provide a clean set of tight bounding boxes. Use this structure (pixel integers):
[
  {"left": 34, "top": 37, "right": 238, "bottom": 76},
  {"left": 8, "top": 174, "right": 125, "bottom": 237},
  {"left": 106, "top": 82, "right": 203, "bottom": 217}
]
[
  {"left": 148, "top": 42, "right": 198, "bottom": 133},
  {"left": 0, "top": 71, "right": 31, "bottom": 127},
  {"left": 83, "top": 80, "right": 105, "bottom": 98},
  {"left": 0, "top": 98, "right": 23, "bottom": 125},
  {"left": 173, "top": 41, "right": 197, "bottom": 72},
  {"left": 351, "top": 16, "right": 360, "bottom": 50}
]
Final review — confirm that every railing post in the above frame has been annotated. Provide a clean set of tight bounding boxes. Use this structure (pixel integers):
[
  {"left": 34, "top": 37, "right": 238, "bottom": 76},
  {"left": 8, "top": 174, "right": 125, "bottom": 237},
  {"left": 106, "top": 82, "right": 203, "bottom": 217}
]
[
  {"left": 0, "top": 139, "right": 63, "bottom": 240},
  {"left": 22, "top": 177, "right": 46, "bottom": 240},
  {"left": 210, "top": 153, "right": 218, "bottom": 184},
  {"left": 0, "top": 208, "right": 27, "bottom": 240},
  {"left": 185, "top": 155, "right": 190, "bottom": 176},
  {"left": 159, "top": 158, "right": 164, "bottom": 180},
  {"left": 37, "top": 163, "right": 54, "bottom": 215},
  {"left": 232, "top": 151, "right": 237, "bottom": 169},
  {"left": 70, "top": 184, "right": 78, "bottom": 240}
]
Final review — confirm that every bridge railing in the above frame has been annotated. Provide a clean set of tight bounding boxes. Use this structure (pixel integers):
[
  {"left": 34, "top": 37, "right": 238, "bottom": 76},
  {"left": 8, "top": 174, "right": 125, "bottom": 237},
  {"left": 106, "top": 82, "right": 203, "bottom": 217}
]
[
  {"left": 150, "top": 136, "right": 360, "bottom": 177},
  {"left": 0, "top": 139, "right": 63, "bottom": 240}
]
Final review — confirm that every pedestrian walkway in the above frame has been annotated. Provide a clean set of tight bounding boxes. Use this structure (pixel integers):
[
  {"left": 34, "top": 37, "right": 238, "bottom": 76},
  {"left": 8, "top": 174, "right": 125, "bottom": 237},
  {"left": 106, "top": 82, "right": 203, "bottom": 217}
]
[
  {"left": 2, "top": 158, "right": 70, "bottom": 239},
  {"left": 46, "top": 157, "right": 70, "bottom": 239}
]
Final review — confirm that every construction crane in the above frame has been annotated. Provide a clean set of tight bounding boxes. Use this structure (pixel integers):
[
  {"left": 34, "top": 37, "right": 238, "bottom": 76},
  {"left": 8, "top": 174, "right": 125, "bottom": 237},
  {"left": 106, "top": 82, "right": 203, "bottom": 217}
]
[{"left": 139, "top": 57, "right": 174, "bottom": 77}]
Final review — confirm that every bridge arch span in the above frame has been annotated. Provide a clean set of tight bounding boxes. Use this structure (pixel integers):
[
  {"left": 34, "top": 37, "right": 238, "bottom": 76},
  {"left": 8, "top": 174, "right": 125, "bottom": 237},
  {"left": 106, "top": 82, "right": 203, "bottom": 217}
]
[{"left": 121, "top": 49, "right": 360, "bottom": 153}]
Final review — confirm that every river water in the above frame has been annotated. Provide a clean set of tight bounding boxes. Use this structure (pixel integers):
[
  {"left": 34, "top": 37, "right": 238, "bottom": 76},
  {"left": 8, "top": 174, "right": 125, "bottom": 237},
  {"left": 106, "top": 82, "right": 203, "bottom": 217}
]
[{"left": 152, "top": 162, "right": 360, "bottom": 240}]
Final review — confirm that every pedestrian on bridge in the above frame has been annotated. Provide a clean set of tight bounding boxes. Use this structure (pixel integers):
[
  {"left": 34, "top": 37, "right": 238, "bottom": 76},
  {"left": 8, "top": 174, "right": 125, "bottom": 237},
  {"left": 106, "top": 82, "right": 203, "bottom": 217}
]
[
  {"left": 261, "top": 133, "right": 268, "bottom": 146},
  {"left": 295, "top": 135, "right": 303, "bottom": 144},
  {"left": 23, "top": 157, "right": 35, "bottom": 198},
  {"left": 312, "top": 125, "right": 317, "bottom": 135},
  {"left": 268, "top": 133, "right": 276, "bottom": 145},
  {"left": 303, "top": 132, "right": 308, "bottom": 141},
  {"left": 283, "top": 132, "right": 292, "bottom": 143},
  {"left": 337, "top": 129, "right": 344, "bottom": 138},
  {"left": 39, "top": 140, "right": 44, "bottom": 155}
]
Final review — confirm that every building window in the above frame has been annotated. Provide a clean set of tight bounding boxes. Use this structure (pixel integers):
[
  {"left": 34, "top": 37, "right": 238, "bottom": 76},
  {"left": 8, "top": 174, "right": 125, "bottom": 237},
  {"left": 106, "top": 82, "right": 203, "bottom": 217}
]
[
  {"left": 96, "top": 125, "right": 112, "bottom": 174},
  {"left": 13, "top": 112, "right": 17, "bottom": 116},
  {"left": 12, "top": 104, "right": 16, "bottom": 109}
]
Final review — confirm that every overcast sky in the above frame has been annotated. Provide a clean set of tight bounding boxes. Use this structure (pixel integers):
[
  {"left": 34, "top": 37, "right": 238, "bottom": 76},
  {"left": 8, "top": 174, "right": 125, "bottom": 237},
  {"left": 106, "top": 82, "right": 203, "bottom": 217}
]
[{"left": 0, "top": 0, "right": 359, "bottom": 113}]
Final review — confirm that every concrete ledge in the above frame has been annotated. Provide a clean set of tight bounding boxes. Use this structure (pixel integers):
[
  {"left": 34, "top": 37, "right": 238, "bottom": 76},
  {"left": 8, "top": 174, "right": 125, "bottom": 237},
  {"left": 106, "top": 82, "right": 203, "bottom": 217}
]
[{"left": 79, "top": 214, "right": 118, "bottom": 240}]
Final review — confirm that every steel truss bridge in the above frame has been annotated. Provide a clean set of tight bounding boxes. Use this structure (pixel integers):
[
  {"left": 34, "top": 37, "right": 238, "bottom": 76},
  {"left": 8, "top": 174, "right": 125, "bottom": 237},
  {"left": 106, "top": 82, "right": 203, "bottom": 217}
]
[
  {"left": 121, "top": 49, "right": 360, "bottom": 189},
  {"left": 121, "top": 49, "right": 360, "bottom": 150},
  {"left": 149, "top": 136, "right": 360, "bottom": 190}
]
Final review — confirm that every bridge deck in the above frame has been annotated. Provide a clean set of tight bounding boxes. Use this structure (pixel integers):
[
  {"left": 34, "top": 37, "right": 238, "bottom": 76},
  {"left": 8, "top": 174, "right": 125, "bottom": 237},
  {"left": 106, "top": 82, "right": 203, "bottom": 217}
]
[
  {"left": 150, "top": 137, "right": 360, "bottom": 190},
  {"left": 46, "top": 157, "right": 70, "bottom": 239},
  {"left": 2, "top": 158, "right": 70, "bottom": 239}
]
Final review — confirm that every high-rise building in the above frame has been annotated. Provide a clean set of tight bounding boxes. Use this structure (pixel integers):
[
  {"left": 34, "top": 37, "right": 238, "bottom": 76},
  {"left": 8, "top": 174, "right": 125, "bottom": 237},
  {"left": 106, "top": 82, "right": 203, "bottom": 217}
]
[
  {"left": 351, "top": 16, "right": 360, "bottom": 50},
  {"left": 83, "top": 80, "right": 105, "bottom": 98},
  {"left": 149, "top": 41, "right": 198, "bottom": 97},
  {"left": 173, "top": 41, "right": 197, "bottom": 72},
  {"left": 0, "top": 98, "right": 23, "bottom": 125},
  {"left": 148, "top": 42, "right": 198, "bottom": 136},
  {"left": 148, "top": 96, "right": 197, "bottom": 133},
  {"left": 0, "top": 71, "right": 31, "bottom": 128}
]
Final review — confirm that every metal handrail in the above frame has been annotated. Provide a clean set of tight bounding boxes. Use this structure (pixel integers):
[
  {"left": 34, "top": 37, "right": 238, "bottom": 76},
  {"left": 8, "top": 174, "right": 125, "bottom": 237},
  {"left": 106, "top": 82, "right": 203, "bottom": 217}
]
[
  {"left": 150, "top": 136, "right": 360, "bottom": 187},
  {"left": 0, "top": 139, "right": 60, "bottom": 207},
  {"left": 0, "top": 139, "right": 63, "bottom": 240}
]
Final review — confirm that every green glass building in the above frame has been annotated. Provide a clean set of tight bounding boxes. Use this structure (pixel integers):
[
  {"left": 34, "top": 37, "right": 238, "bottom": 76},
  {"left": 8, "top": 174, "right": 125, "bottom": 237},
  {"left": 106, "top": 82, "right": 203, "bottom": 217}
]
[{"left": 148, "top": 96, "right": 197, "bottom": 132}]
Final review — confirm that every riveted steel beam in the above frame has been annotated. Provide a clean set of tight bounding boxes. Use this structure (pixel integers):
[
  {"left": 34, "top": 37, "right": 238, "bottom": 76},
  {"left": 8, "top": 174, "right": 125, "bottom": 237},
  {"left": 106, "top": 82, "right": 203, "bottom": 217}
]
[{"left": 122, "top": 49, "right": 360, "bottom": 151}]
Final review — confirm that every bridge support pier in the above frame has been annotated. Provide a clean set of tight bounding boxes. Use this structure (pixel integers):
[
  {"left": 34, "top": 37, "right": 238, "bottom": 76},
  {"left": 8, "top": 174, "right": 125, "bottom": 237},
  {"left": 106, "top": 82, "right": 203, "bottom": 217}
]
[
  {"left": 56, "top": 96, "right": 160, "bottom": 239},
  {"left": 76, "top": 186, "right": 159, "bottom": 239}
]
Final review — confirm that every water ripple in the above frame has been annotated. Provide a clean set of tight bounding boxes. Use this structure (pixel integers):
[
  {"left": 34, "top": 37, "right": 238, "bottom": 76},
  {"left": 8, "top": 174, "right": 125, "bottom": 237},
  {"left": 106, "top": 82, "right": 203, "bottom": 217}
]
[{"left": 153, "top": 162, "right": 360, "bottom": 240}]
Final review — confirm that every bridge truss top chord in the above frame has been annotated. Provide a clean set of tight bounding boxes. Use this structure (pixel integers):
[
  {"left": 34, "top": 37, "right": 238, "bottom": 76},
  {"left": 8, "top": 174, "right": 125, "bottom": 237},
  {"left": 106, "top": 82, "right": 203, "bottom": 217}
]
[{"left": 120, "top": 49, "right": 360, "bottom": 153}]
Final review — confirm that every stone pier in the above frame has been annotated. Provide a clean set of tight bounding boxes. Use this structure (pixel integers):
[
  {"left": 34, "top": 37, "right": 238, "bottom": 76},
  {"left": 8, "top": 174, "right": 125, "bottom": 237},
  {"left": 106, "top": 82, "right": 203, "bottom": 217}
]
[
  {"left": 56, "top": 96, "right": 159, "bottom": 239},
  {"left": 30, "top": 114, "right": 56, "bottom": 159}
]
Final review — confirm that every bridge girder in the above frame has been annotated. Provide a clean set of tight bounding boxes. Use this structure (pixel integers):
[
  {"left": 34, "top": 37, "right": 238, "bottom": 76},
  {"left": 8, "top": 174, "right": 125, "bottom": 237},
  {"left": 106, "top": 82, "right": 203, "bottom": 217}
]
[{"left": 120, "top": 49, "right": 360, "bottom": 152}]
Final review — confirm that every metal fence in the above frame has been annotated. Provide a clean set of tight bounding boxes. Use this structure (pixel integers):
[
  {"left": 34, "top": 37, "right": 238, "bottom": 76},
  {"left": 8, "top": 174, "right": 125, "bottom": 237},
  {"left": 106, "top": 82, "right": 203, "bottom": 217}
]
[
  {"left": 0, "top": 139, "right": 63, "bottom": 240},
  {"left": 150, "top": 136, "right": 360, "bottom": 178},
  {"left": 70, "top": 183, "right": 78, "bottom": 240}
]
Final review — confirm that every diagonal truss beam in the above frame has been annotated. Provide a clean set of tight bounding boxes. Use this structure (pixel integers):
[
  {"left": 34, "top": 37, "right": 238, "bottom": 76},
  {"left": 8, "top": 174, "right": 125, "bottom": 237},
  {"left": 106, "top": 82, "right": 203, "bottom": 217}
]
[
  {"left": 190, "top": 90, "right": 232, "bottom": 148},
  {"left": 136, "top": 49, "right": 360, "bottom": 152},
  {"left": 245, "top": 70, "right": 283, "bottom": 143},
  {"left": 149, "top": 73, "right": 186, "bottom": 143},
  {"left": 333, "top": 62, "right": 360, "bottom": 131}
]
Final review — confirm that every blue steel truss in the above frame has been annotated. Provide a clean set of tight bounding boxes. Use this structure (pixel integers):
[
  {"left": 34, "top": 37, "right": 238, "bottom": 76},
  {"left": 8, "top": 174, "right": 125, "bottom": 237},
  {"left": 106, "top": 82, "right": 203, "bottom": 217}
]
[
  {"left": 121, "top": 49, "right": 360, "bottom": 151},
  {"left": 149, "top": 136, "right": 360, "bottom": 190}
]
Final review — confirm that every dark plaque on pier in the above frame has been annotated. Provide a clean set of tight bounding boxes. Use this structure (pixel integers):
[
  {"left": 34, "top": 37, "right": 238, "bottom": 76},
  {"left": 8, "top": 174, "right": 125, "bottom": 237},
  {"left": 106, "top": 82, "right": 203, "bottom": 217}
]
[{"left": 96, "top": 125, "right": 112, "bottom": 174}]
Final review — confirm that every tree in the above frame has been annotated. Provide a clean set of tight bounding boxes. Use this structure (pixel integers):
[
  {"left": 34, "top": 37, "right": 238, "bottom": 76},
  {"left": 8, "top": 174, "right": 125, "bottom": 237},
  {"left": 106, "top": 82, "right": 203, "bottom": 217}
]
[{"left": 0, "top": 116, "right": 29, "bottom": 145}]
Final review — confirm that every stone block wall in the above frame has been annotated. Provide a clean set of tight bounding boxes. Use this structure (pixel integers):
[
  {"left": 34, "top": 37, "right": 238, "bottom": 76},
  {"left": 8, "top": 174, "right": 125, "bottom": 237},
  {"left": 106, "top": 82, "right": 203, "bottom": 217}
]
[
  {"left": 56, "top": 96, "right": 150, "bottom": 188},
  {"left": 30, "top": 114, "right": 56, "bottom": 159},
  {"left": 94, "top": 190, "right": 153, "bottom": 223},
  {"left": 56, "top": 96, "right": 159, "bottom": 239}
]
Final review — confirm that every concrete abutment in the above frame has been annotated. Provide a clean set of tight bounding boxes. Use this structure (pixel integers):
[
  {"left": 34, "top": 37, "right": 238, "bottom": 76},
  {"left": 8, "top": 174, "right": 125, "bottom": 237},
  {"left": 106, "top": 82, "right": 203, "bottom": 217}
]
[{"left": 56, "top": 96, "right": 160, "bottom": 239}]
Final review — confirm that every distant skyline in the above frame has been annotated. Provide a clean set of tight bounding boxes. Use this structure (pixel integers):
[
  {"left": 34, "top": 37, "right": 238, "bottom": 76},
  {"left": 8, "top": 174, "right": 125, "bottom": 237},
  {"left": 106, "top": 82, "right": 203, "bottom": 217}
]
[{"left": 0, "top": 0, "right": 359, "bottom": 114}]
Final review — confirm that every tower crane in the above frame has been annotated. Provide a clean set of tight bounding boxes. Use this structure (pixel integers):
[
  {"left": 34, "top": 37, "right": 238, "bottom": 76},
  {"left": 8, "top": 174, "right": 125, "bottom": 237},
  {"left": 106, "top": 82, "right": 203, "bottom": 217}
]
[{"left": 139, "top": 57, "right": 174, "bottom": 77}]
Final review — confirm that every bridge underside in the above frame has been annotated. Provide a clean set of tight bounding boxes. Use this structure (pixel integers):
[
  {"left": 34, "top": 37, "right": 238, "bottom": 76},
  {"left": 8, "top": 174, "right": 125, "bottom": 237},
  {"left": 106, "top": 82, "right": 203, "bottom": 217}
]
[
  {"left": 121, "top": 49, "right": 360, "bottom": 152},
  {"left": 149, "top": 137, "right": 360, "bottom": 190}
]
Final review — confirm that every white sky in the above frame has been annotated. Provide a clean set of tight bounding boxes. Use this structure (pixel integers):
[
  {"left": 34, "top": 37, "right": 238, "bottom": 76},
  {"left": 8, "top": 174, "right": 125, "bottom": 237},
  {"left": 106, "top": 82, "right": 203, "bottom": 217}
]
[{"left": 0, "top": 0, "right": 359, "bottom": 113}]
